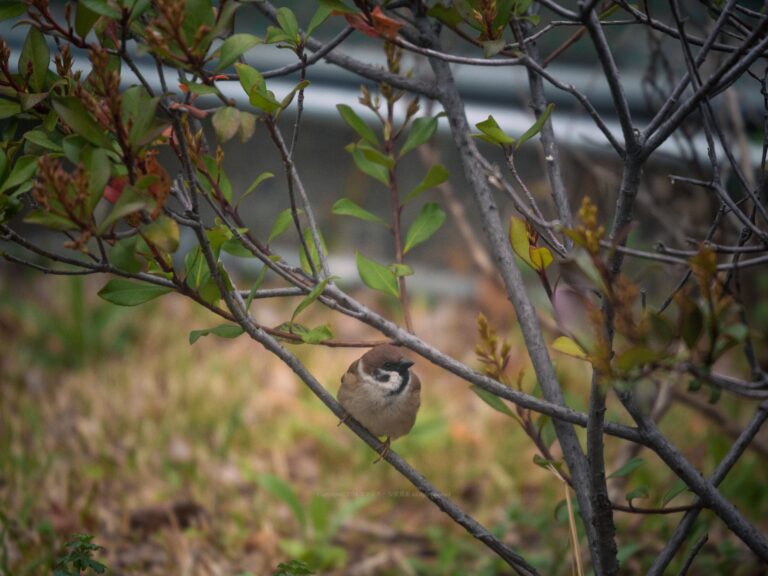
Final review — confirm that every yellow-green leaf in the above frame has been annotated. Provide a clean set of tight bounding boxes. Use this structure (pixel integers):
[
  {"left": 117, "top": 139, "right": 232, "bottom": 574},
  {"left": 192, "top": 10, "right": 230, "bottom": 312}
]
[
  {"left": 530, "top": 246, "right": 553, "bottom": 271},
  {"left": 509, "top": 215, "right": 533, "bottom": 267},
  {"left": 551, "top": 336, "right": 588, "bottom": 360}
]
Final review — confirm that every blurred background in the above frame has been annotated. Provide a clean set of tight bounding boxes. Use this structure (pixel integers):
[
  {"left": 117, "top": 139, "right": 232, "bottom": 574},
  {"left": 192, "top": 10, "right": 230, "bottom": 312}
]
[{"left": 2, "top": 1, "right": 768, "bottom": 574}]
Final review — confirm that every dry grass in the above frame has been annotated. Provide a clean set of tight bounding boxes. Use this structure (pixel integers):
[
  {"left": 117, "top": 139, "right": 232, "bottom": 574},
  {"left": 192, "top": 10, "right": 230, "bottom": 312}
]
[{"left": 1, "top": 275, "right": 766, "bottom": 575}]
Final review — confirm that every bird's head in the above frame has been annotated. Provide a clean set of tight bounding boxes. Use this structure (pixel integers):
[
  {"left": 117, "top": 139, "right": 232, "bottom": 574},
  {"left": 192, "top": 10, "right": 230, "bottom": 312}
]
[{"left": 360, "top": 345, "right": 415, "bottom": 394}]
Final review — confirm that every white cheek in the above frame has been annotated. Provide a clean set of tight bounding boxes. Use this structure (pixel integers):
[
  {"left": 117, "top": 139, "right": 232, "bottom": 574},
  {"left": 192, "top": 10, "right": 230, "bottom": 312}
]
[{"left": 383, "top": 373, "right": 403, "bottom": 391}]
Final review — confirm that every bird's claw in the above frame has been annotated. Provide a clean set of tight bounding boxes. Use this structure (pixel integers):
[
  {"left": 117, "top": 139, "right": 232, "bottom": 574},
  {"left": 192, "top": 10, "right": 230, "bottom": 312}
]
[{"left": 373, "top": 437, "right": 391, "bottom": 464}]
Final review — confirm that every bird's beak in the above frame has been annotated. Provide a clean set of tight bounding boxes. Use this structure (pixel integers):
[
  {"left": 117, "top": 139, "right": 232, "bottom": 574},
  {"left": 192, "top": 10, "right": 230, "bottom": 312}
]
[{"left": 398, "top": 359, "right": 414, "bottom": 370}]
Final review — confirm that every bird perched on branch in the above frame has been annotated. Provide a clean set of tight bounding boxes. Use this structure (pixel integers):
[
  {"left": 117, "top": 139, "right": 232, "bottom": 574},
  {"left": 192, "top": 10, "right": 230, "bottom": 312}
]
[{"left": 338, "top": 345, "right": 421, "bottom": 462}]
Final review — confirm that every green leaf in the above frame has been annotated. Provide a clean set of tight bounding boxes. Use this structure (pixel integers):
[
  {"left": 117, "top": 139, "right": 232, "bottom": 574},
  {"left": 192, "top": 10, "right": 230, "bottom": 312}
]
[
  {"left": 471, "top": 385, "right": 515, "bottom": 417},
  {"left": 181, "top": 81, "right": 219, "bottom": 96},
  {"left": 276, "top": 7, "right": 300, "bottom": 41},
  {"left": 280, "top": 79, "right": 310, "bottom": 111},
  {"left": 268, "top": 208, "right": 297, "bottom": 245},
  {"left": 83, "top": 147, "right": 110, "bottom": 211},
  {"left": 331, "top": 198, "right": 386, "bottom": 224},
  {"left": 182, "top": 0, "right": 215, "bottom": 47},
  {"left": 538, "top": 414, "right": 557, "bottom": 448},
  {"left": 291, "top": 276, "right": 337, "bottom": 324},
  {"left": 215, "top": 33, "right": 261, "bottom": 72},
  {"left": 533, "top": 453, "right": 563, "bottom": 473},
  {"left": 390, "top": 263, "right": 413, "bottom": 277},
  {"left": 24, "top": 129, "right": 62, "bottom": 152},
  {"left": 19, "top": 91, "right": 49, "bottom": 111},
  {"left": 97, "top": 278, "right": 172, "bottom": 306},
  {"left": 110, "top": 236, "right": 143, "bottom": 273},
  {"left": 493, "top": 0, "right": 515, "bottom": 27},
  {"left": 688, "top": 378, "right": 702, "bottom": 392},
  {"left": 143, "top": 215, "right": 180, "bottom": 253},
  {"left": 19, "top": 26, "right": 50, "bottom": 92},
  {"left": 474, "top": 115, "right": 514, "bottom": 146},
  {"left": 399, "top": 116, "right": 438, "bottom": 157},
  {"left": 551, "top": 336, "right": 588, "bottom": 359},
  {"left": 238, "top": 110, "right": 257, "bottom": 143},
  {"left": 509, "top": 214, "right": 532, "bottom": 265},
  {"left": 608, "top": 457, "right": 645, "bottom": 479},
  {"left": 355, "top": 142, "right": 395, "bottom": 169},
  {"left": 350, "top": 145, "right": 389, "bottom": 185},
  {"left": 237, "top": 171, "right": 274, "bottom": 206},
  {"left": 427, "top": 3, "right": 462, "bottom": 26},
  {"left": 75, "top": 1, "right": 100, "bottom": 37},
  {"left": 307, "top": 3, "right": 332, "bottom": 36},
  {"left": 615, "top": 347, "right": 660, "bottom": 372},
  {"left": 356, "top": 251, "right": 399, "bottom": 298},
  {"left": 184, "top": 246, "right": 209, "bottom": 291},
  {"left": 308, "top": 494, "right": 330, "bottom": 537},
  {"left": 516, "top": 103, "right": 555, "bottom": 149},
  {"left": 244, "top": 265, "right": 270, "bottom": 310},
  {"left": 248, "top": 86, "right": 281, "bottom": 114},
  {"left": 403, "top": 202, "right": 446, "bottom": 253},
  {"left": 98, "top": 185, "right": 145, "bottom": 233},
  {"left": 52, "top": 97, "right": 113, "bottom": 148},
  {"left": 0, "top": 2, "right": 26, "bottom": 21},
  {"left": 189, "top": 323, "right": 244, "bottom": 344},
  {"left": 299, "top": 227, "right": 326, "bottom": 275},
  {"left": 0, "top": 99, "right": 21, "bottom": 120},
  {"left": 662, "top": 479, "right": 688, "bottom": 506},
  {"left": 482, "top": 38, "right": 506, "bottom": 58},
  {"left": 617, "top": 542, "right": 643, "bottom": 564},
  {"left": 212, "top": 106, "right": 241, "bottom": 143},
  {"left": 337, "top": 104, "right": 378, "bottom": 147},
  {"left": 121, "top": 86, "right": 164, "bottom": 148},
  {"left": 0, "top": 155, "right": 37, "bottom": 194},
  {"left": 405, "top": 164, "right": 449, "bottom": 202},
  {"left": 318, "top": 0, "right": 355, "bottom": 14},
  {"left": 265, "top": 26, "right": 292, "bottom": 45},
  {"left": 23, "top": 210, "right": 78, "bottom": 230},
  {"left": 234, "top": 64, "right": 288, "bottom": 115},
  {"left": 625, "top": 486, "right": 649, "bottom": 505},
  {"left": 681, "top": 303, "right": 704, "bottom": 349},
  {"left": 300, "top": 323, "right": 334, "bottom": 344},
  {"left": 80, "top": 0, "right": 121, "bottom": 19},
  {"left": 721, "top": 323, "right": 748, "bottom": 343},
  {"left": 257, "top": 474, "right": 306, "bottom": 531},
  {"left": 203, "top": 0, "right": 238, "bottom": 39}
]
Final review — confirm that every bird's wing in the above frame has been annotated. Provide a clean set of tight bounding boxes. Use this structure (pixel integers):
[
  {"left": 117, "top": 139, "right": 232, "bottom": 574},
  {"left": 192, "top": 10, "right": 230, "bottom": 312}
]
[
  {"left": 341, "top": 359, "right": 359, "bottom": 385},
  {"left": 339, "top": 359, "right": 360, "bottom": 405},
  {"left": 410, "top": 371, "right": 421, "bottom": 393}
]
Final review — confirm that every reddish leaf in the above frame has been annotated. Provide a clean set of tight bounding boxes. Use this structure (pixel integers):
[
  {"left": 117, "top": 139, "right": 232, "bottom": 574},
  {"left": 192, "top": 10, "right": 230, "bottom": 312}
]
[
  {"left": 343, "top": 6, "right": 401, "bottom": 40},
  {"left": 343, "top": 13, "right": 379, "bottom": 37},
  {"left": 369, "top": 6, "right": 402, "bottom": 39},
  {"left": 104, "top": 176, "right": 128, "bottom": 204}
]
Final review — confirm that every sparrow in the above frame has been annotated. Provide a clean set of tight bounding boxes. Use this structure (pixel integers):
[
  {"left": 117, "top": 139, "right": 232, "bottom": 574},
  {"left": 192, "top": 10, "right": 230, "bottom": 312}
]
[{"left": 338, "top": 344, "right": 421, "bottom": 461}]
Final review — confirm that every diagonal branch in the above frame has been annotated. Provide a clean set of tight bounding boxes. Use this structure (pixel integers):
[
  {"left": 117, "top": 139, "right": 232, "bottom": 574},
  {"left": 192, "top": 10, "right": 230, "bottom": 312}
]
[
  {"left": 411, "top": 15, "right": 604, "bottom": 571},
  {"left": 648, "top": 401, "right": 768, "bottom": 574}
]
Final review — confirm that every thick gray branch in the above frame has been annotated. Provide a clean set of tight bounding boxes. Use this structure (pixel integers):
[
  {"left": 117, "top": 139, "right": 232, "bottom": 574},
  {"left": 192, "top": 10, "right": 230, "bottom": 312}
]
[{"left": 412, "top": 17, "right": 603, "bottom": 570}]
